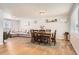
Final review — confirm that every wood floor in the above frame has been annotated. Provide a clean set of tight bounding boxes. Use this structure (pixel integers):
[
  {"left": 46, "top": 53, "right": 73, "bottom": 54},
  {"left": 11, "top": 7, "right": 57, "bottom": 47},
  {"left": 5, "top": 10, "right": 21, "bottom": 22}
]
[{"left": 0, "top": 37, "right": 76, "bottom": 55}]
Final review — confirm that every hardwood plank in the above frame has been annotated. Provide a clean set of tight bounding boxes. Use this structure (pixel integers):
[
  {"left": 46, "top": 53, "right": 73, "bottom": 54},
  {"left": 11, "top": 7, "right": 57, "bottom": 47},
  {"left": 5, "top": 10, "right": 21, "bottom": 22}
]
[{"left": 0, "top": 37, "right": 76, "bottom": 55}]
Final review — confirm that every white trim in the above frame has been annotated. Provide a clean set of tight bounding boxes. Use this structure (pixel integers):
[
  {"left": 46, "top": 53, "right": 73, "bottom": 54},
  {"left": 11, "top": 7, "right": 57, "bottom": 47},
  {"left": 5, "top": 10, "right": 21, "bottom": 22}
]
[{"left": 70, "top": 40, "right": 79, "bottom": 55}]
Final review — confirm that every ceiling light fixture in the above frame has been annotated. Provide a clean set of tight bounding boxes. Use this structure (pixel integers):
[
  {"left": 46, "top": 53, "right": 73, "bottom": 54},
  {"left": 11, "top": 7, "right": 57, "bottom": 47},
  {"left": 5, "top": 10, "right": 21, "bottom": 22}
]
[{"left": 40, "top": 10, "right": 47, "bottom": 15}]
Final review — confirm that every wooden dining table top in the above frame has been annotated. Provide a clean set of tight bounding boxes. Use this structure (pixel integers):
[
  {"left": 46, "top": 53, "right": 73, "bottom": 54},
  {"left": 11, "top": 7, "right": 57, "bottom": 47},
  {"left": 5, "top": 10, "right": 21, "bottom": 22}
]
[
  {"left": 34, "top": 31, "right": 51, "bottom": 37},
  {"left": 35, "top": 31, "right": 51, "bottom": 34}
]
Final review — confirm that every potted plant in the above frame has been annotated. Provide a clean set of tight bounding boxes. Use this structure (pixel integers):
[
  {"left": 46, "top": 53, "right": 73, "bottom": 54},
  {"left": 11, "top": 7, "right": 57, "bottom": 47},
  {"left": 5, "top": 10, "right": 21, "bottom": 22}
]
[{"left": 3, "top": 32, "right": 8, "bottom": 44}]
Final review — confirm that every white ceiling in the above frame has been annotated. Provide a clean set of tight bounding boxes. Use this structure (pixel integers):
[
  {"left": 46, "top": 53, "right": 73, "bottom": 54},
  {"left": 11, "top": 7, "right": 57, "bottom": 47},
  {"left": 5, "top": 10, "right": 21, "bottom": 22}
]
[{"left": 0, "top": 3, "right": 73, "bottom": 18}]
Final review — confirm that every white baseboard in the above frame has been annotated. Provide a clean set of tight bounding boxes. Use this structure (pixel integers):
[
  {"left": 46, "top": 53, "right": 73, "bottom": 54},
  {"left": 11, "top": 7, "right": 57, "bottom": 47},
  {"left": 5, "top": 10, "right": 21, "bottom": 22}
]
[{"left": 70, "top": 39, "right": 79, "bottom": 55}]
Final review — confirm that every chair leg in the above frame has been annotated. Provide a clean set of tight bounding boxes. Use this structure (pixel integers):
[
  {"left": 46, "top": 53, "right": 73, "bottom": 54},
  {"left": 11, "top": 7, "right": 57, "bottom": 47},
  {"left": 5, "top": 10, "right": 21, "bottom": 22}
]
[
  {"left": 38, "top": 41, "right": 40, "bottom": 45},
  {"left": 54, "top": 40, "right": 56, "bottom": 46},
  {"left": 54, "top": 42, "right": 55, "bottom": 46},
  {"left": 31, "top": 38, "right": 35, "bottom": 43},
  {"left": 38, "top": 40, "right": 41, "bottom": 45}
]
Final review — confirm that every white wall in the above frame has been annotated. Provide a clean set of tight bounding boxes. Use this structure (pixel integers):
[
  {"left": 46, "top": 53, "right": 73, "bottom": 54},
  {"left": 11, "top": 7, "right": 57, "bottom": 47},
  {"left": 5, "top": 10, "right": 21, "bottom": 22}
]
[
  {"left": 20, "top": 15, "right": 69, "bottom": 39},
  {"left": 0, "top": 20, "right": 3, "bottom": 44},
  {"left": 70, "top": 4, "right": 79, "bottom": 54},
  {"left": 0, "top": 10, "right": 3, "bottom": 45}
]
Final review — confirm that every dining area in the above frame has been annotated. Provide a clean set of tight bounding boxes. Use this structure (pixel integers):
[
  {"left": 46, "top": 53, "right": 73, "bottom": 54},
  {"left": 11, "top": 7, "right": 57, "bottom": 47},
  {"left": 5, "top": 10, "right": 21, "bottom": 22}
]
[
  {"left": 0, "top": 3, "right": 78, "bottom": 55},
  {"left": 30, "top": 29, "right": 56, "bottom": 46}
]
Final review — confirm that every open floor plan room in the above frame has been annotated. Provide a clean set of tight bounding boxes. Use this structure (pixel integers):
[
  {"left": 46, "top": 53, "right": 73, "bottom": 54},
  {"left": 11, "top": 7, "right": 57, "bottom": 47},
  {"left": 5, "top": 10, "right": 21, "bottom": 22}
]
[{"left": 0, "top": 3, "right": 79, "bottom": 55}]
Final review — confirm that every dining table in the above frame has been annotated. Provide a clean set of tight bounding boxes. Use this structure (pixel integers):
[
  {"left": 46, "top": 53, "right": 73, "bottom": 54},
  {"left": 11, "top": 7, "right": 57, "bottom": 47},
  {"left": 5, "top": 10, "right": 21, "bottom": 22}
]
[{"left": 34, "top": 31, "right": 51, "bottom": 45}]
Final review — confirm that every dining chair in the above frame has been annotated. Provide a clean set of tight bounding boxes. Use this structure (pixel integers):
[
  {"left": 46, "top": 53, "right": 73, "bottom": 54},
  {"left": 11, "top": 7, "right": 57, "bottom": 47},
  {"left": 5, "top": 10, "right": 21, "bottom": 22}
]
[
  {"left": 41, "top": 35, "right": 49, "bottom": 45},
  {"left": 51, "top": 30, "right": 56, "bottom": 46},
  {"left": 36, "top": 33, "right": 42, "bottom": 44},
  {"left": 31, "top": 31, "right": 35, "bottom": 43}
]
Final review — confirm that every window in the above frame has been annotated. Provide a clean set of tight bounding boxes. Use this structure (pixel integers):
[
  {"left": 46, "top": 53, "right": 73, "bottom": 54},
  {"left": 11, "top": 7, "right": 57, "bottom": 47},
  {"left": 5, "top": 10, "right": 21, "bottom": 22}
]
[
  {"left": 3, "top": 19, "right": 12, "bottom": 32},
  {"left": 74, "top": 7, "right": 79, "bottom": 33}
]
